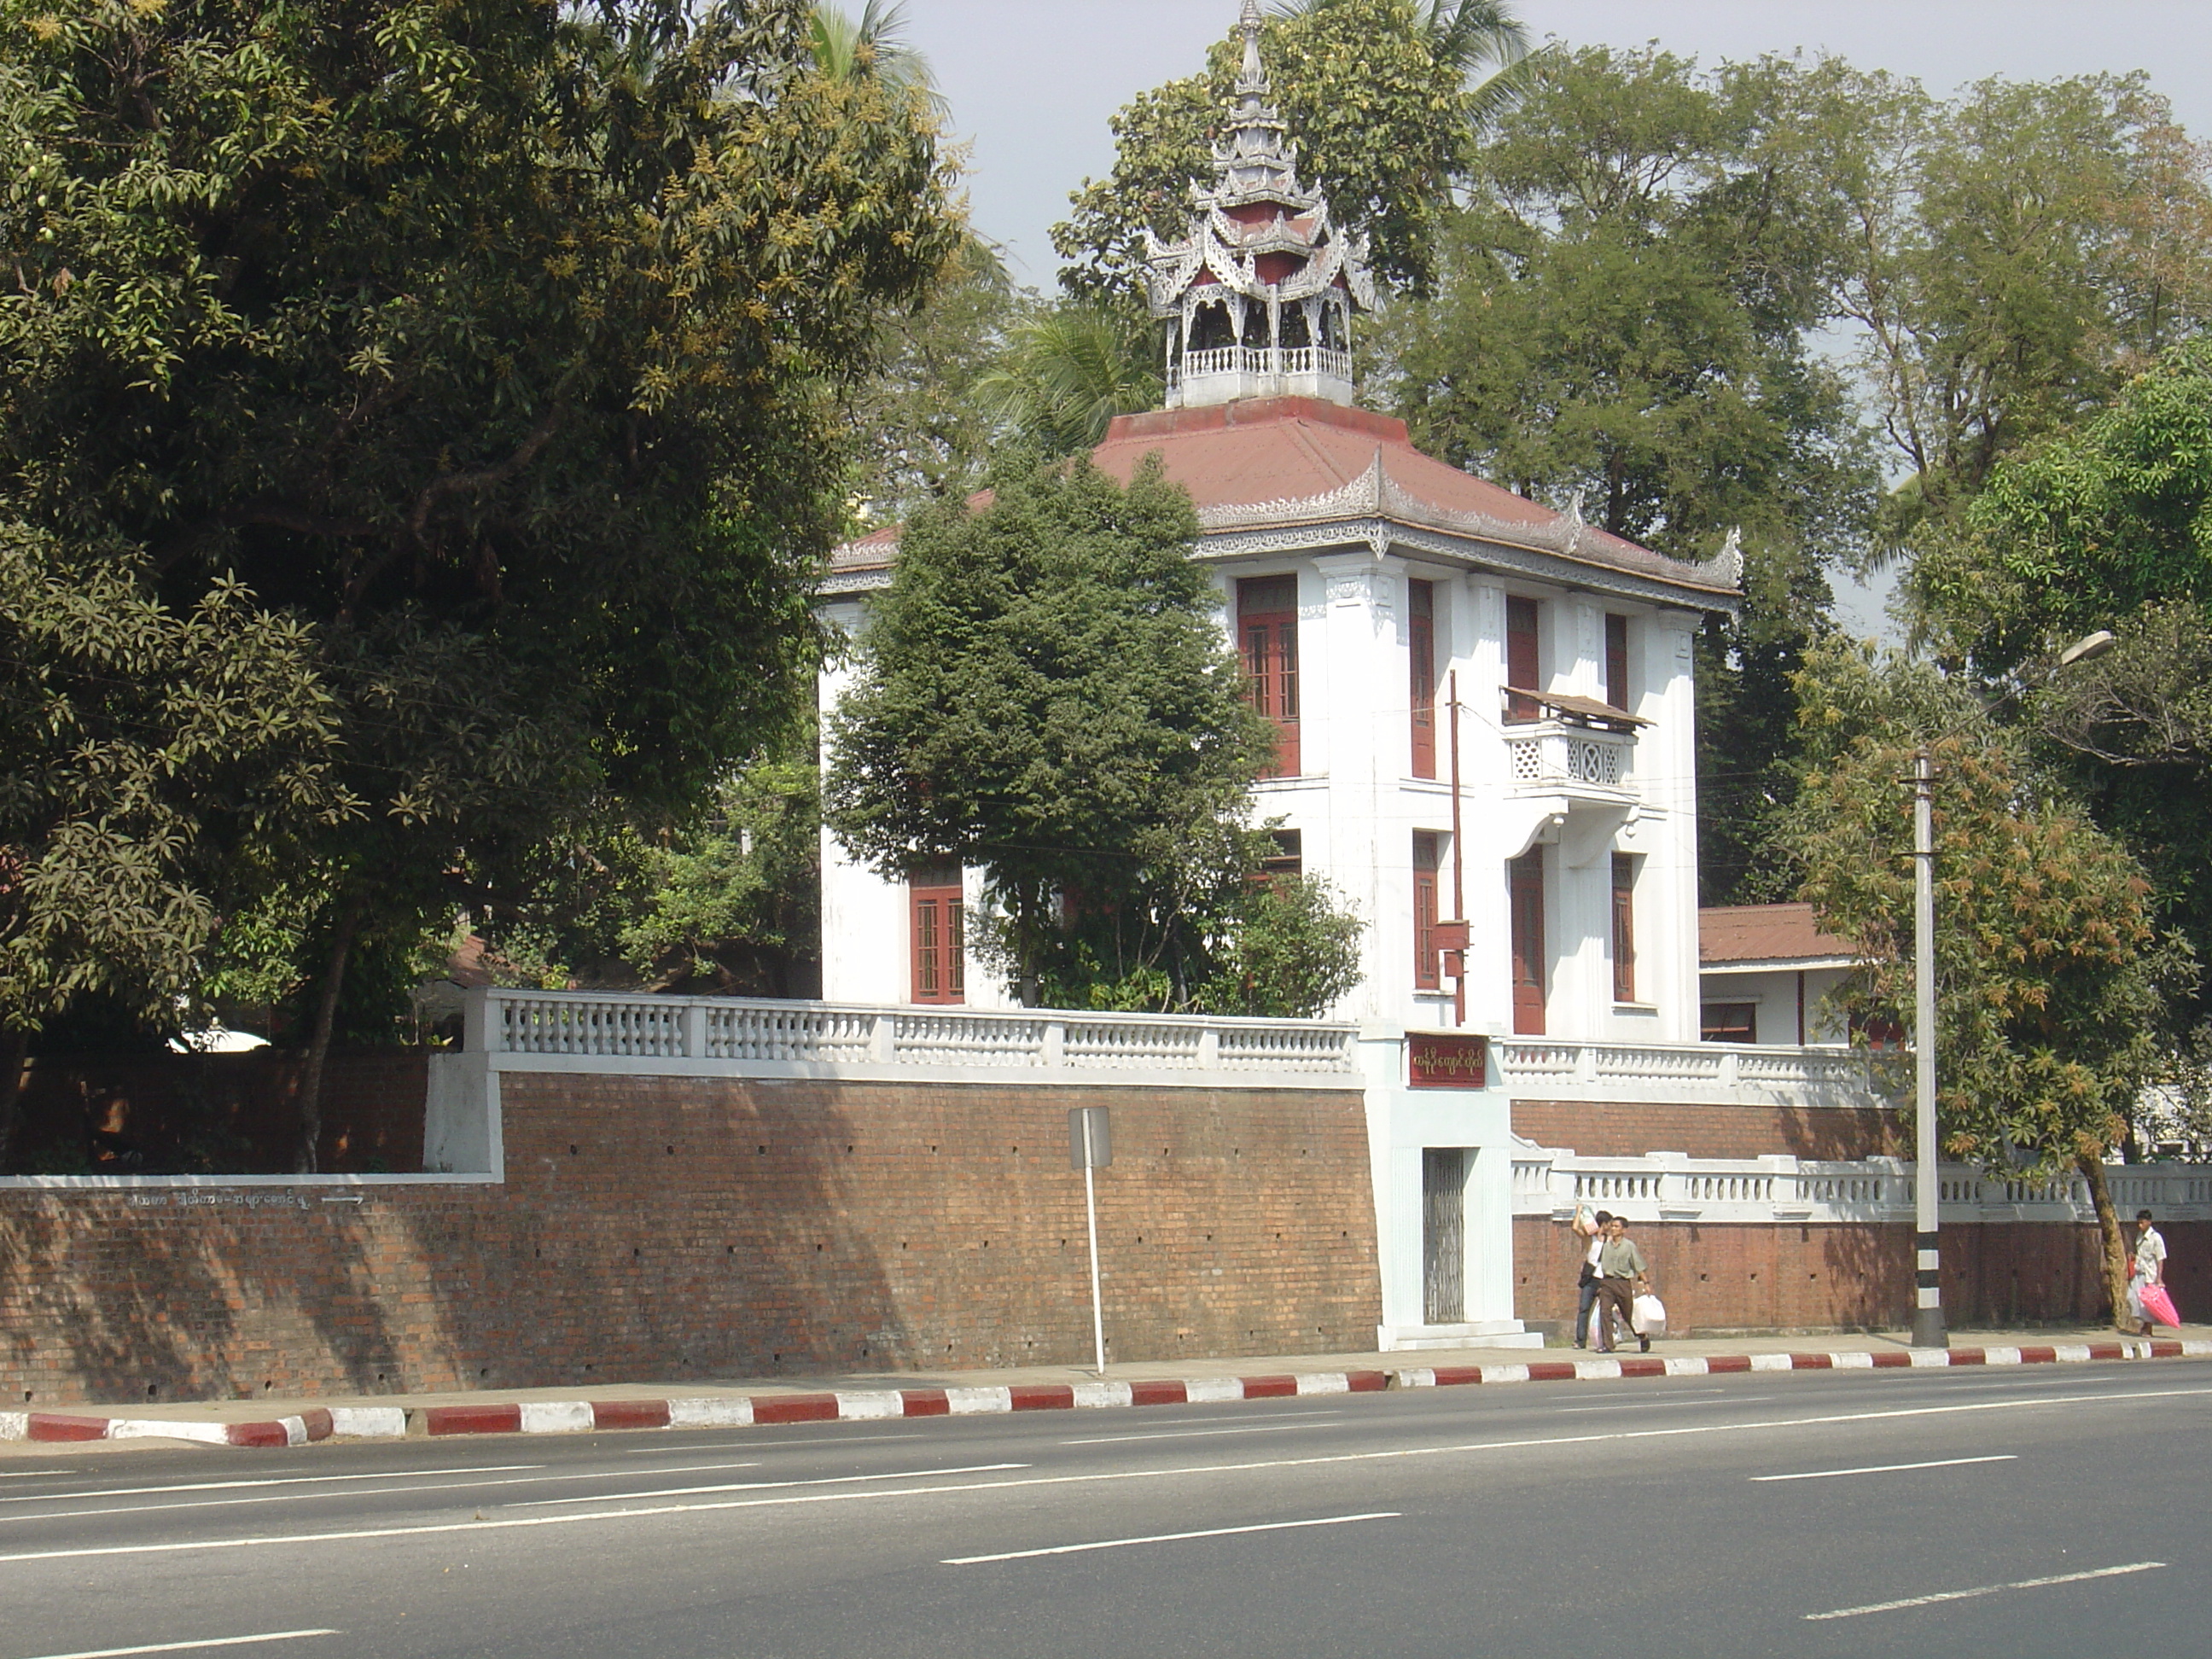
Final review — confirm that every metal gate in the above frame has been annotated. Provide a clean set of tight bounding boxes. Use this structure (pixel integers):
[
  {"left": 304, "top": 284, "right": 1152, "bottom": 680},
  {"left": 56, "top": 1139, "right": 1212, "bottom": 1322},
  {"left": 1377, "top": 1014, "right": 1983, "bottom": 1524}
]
[{"left": 1423, "top": 1147, "right": 1468, "bottom": 1324}]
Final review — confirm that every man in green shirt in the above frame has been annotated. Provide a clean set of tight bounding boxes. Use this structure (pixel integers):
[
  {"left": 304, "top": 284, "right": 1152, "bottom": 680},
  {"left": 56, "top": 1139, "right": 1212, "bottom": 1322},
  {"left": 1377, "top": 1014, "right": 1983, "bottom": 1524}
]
[{"left": 1596, "top": 1214, "right": 1652, "bottom": 1353}]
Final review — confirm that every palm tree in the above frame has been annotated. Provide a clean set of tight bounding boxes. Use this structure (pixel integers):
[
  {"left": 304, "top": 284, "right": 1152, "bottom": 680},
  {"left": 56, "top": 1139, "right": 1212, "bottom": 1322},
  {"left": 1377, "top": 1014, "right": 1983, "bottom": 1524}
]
[
  {"left": 975, "top": 304, "right": 1164, "bottom": 456},
  {"left": 809, "top": 2, "right": 948, "bottom": 119}
]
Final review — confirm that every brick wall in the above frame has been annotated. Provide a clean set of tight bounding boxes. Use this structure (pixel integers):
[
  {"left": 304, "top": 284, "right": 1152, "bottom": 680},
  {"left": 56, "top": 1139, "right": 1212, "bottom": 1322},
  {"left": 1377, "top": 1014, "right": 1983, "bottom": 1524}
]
[
  {"left": 1511, "top": 1098, "right": 1900, "bottom": 1161},
  {"left": 1514, "top": 1215, "right": 2212, "bottom": 1335},
  {"left": 0, "top": 1075, "right": 1380, "bottom": 1407}
]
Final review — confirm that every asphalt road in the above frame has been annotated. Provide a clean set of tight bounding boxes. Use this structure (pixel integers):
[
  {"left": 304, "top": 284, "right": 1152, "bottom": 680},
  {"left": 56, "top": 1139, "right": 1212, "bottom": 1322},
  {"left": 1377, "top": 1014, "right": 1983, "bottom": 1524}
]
[{"left": 0, "top": 1361, "right": 2203, "bottom": 1658}]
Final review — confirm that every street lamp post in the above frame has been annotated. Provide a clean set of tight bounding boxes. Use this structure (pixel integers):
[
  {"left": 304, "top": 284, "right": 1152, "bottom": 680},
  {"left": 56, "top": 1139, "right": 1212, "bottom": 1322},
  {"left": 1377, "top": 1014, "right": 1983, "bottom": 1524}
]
[{"left": 1907, "top": 630, "right": 2114, "bottom": 1351}]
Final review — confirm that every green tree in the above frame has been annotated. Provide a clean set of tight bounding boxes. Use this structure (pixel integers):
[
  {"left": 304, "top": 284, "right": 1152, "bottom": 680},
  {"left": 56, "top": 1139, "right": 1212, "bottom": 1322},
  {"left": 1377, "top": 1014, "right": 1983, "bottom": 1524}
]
[
  {"left": 845, "top": 237, "right": 1023, "bottom": 523},
  {"left": 975, "top": 301, "right": 1164, "bottom": 457},
  {"left": 0, "top": 531, "right": 345, "bottom": 1168},
  {"left": 807, "top": 0, "right": 945, "bottom": 116},
  {"left": 1053, "top": 0, "right": 1530, "bottom": 300},
  {"left": 1917, "top": 340, "right": 2212, "bottom": 1027},
  {"left": 616, "top": 742, "right": 824, "bottom": 998},
  {"left": 1, "top": 0, "right": 960, "bottom": 1162},
  {"left": 1789, "top": 637, "right": 2190, "bottom": 1329},
  {"left": 1832, "top": 72, "right": 2212, "bottom": 544},
  {"left": 1379, "top": 45, "right": 1878, "bottom": 904},
  {"left": 825, "top": 457, "right": 1358, "bottom": 1012}
]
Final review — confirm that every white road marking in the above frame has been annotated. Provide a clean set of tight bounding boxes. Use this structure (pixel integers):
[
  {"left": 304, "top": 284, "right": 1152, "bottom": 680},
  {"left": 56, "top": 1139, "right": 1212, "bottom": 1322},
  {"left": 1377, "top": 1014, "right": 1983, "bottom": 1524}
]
[
  {"left": 8, "top": 1631, "right": 339, "bottom": 1658},
  {"left": 0, "top": 1467, "right": 541, "bottom": 1506},
  {"left": 942, "top": 1511, "right": 1400, "bottom": 1564},
  {"left": 620, "top": 1434, "right": 920, "bottom": 1453},
  {"left": 1551, "top": 1395, "right": 1774, "bottom": 1414},
  {"left": 1755, "top": 1454, "right": 2017, "bottom": 1482},
  {"left": 1097, "top": 1410, "right": 1345, "bottom": 1428},
  {"left": 1806, "top": 1561, "right": 2165, "bottom": 1620},
  {"left": 1061, "top": 1423, "right": 1348, "bottom": 1446},
  {"left": 515, "top": 1462, "right": 1030, "bottom": 1507},
  {"left": 0, "top": 1464, "right": 765, "bottom": 1525},
  {"left": 3, "top": 1384, "right": 2202, "bottom": 1568}
]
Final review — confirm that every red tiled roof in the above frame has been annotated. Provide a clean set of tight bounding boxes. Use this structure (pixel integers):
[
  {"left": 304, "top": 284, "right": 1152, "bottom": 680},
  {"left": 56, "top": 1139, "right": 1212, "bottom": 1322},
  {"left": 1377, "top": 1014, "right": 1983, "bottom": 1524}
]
[
  {"left": 1699, "top": 903, "right": 1857, "bottom": 967},
  {"left": 830, "top": 398, "right": 1736, "bottom": 598}
]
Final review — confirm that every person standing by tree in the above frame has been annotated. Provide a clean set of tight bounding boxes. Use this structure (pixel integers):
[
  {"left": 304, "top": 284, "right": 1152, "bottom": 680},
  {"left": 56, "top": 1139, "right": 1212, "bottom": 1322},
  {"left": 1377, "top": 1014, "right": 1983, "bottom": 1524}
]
[{"left": 2132, "top": 1210, "right": 2170, "bottom": 1336}]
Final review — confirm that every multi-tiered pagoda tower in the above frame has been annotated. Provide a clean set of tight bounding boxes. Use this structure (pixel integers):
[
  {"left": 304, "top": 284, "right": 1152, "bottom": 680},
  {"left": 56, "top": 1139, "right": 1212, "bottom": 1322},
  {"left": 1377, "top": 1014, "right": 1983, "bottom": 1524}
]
[{"left": 1144, "top": 0, "right": 1377, "bottom": 408}]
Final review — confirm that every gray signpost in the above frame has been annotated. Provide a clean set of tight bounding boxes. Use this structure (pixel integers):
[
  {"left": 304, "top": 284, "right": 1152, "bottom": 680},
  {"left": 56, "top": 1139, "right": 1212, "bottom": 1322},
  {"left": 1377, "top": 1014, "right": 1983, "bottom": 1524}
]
[{"left": 1068, "top": 1106, "right": 1112, "bottom": 1374}]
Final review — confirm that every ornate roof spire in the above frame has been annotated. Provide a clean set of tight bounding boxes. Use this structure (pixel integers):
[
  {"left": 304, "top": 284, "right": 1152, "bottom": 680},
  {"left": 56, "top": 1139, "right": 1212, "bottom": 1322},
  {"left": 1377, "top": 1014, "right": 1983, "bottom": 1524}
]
[
  {"left": 1237, "top": 0, "right": 1268, "bottom": 97},
  {"left": 1140, "top": 3, "right": 1377, "bottom": 409}
]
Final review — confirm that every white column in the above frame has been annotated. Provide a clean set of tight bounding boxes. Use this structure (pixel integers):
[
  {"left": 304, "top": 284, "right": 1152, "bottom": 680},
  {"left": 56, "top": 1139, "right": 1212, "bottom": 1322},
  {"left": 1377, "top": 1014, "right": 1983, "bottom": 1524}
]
[
  {"left": 1313, "top": 549, "right": 1403, "bottom": 1025},
  {"left": 1648, "top": 609, "right": 1704, "bottom": 1044}
]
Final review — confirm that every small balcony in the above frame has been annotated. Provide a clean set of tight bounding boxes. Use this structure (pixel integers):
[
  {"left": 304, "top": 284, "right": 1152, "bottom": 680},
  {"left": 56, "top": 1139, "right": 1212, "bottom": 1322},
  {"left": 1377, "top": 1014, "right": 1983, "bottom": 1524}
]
[
  {"left": 1167, "top": 345, "right": 1355, "bottom": 409},
  {"left": 1502, "top": 693, "right": 1641, "bottom": 800}
]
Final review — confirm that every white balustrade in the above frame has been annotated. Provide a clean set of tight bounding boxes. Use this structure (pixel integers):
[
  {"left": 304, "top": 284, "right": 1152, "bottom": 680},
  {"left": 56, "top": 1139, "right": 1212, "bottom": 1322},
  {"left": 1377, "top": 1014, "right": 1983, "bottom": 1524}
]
[
  {"left": 471, "top": 988, "right": 1359, "bottom": 1082},
  {"left": 1516, "top": 1148, "right": 2212, "bottom": 1225},
  {"left": 1170, "top": 345, "right": 1354, "bottom": 391},
  {"left": 1498, "top": 1039, "right": 1879, "bottom": 1108}
]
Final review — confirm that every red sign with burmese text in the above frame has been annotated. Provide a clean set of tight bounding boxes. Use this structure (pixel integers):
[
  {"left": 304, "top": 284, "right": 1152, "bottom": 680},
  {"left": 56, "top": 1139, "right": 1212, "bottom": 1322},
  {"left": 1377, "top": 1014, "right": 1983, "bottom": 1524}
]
[{"left": 1407, "top": 1032, "right": 1487, "bottom": 1090}]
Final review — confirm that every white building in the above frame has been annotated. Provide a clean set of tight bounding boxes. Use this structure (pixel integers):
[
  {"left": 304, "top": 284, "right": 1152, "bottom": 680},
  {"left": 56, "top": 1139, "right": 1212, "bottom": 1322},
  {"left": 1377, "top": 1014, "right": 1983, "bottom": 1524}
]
[{"left": 813, "top": 3, "right": 1742, "bottom": 1348}]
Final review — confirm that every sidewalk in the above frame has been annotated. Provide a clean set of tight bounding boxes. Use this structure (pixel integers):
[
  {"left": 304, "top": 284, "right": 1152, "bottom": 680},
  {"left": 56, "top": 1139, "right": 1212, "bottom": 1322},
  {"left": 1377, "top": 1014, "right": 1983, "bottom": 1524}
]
[{"left": 8, "top": 1324, "right": 2207, "bottom": 1457}]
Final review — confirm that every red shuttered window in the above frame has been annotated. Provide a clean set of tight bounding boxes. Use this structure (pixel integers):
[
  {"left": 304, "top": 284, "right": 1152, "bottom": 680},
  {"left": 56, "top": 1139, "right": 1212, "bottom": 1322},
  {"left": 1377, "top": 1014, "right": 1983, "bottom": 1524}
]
[
  {"left": 1237, "top": 575, "right": 1301, "bottom": 777},
  {"left": 1409, "top": 579, "right": 1436, "bottom": 778},
  {"left": 1413, "top": 831, "right": 1441, "bottom": 990},
  {"left": 1605, "top": 614, "right": 1631, "bottom": 712},
  {"left": 1509, "top": 849, "right": 1545, "bottom": 1034},
  {"left": 1505, "top": 596, "right": 1540, "bottom": 725},
  {"left": 909, "top": 865, "right": 964, "bottom": 1004},
  {"left": 1611, "top": 852, "right": 1637, "bottom": 1004}
]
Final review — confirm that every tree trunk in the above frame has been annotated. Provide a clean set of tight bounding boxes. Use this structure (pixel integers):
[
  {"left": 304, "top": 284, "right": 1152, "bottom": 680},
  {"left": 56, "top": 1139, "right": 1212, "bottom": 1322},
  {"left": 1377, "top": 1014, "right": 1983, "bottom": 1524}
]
[
  {"left": 2076, "top": 1152, "right": 2133, "bottom": 1332},
  {"left": 0, "top": 1027, "right": 31, "bottom": 1176},
  {"left": 295, "top": 896, "right": 365, "bottom": 1176}
]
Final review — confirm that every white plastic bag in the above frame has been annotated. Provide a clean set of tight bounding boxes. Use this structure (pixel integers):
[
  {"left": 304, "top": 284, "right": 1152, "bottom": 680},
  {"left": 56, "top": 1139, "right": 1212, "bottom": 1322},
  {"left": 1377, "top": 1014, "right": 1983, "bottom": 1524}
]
[{"left": 1631, "top": 1292, "right": 1667, "bottom": 1338}]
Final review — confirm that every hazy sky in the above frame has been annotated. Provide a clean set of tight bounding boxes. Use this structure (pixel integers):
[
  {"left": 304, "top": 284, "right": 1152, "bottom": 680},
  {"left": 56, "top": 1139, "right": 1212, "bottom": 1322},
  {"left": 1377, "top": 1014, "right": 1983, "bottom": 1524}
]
[{"left": 905, "top": 0, "right": 2212, "bottom": 282}]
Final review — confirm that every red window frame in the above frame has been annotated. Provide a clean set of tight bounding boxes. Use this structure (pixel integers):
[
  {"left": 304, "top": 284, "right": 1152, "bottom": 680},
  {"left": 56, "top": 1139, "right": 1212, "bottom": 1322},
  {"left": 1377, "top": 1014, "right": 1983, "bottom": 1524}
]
[
  {"left": 1605, "top": 614, "right": 1631, "bottom": 713},
  {"left": 1505, "top": 596, "right": 1540, "bottom": 725},
  {"left": 909, "top": 866, "right": 964, "bottom": 1004},
  {"left": 1610, "top": 852, "right": 1637, "bottom": 1004},
  {"left": 1238, "top": 575, "right": 1301, "bottom": 776},
  {"left": 1413, "top": 831, "right": 1441, "bottom": 990},
  {"left": 1409, "top": 579, "right": 1436, "bottom": 778},
  {"left": 1703, "top": 1003, "right": 1758, "bottom": 1044},
  {"left": 1509, "top": 848, "right": 1545, "bottom": 1034}
]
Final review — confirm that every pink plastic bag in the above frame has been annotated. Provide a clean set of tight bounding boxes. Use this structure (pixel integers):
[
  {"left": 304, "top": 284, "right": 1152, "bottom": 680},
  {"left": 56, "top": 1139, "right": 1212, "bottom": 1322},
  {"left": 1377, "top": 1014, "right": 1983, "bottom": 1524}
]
[{"left": 2139, "top": 1283, "right": 2181, "bottom": 1328}]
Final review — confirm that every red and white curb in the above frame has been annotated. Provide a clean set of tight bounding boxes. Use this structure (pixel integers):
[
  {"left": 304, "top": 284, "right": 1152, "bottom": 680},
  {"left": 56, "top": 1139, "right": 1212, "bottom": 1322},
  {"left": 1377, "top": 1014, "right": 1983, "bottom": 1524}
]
[
  {"left": 1396, "top": 1336, "right": 2212, "bottom": 1388},
  {"left": 7, "top": 1339, "right": 2206, "bottom": 1449}
]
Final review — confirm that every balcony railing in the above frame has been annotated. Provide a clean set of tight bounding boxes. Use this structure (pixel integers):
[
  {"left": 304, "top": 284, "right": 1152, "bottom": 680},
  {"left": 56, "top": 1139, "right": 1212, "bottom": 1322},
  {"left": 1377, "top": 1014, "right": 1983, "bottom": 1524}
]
[
  {"left": 1169, "top": 345, "right": 1354, "bottom": 390},
  {"left": 1505, "top": 722, "right": 1636, "bottom": 794},
  {"left": 1511, "top": 1145, "right": 2212, "bottom": 1225}
]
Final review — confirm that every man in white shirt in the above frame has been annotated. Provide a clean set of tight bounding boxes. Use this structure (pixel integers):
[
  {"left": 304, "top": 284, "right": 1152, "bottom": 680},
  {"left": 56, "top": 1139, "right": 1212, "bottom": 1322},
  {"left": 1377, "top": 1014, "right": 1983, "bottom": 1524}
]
[{"left": 2132, "top": 1209, "right": 2169, "bottom": 1336}]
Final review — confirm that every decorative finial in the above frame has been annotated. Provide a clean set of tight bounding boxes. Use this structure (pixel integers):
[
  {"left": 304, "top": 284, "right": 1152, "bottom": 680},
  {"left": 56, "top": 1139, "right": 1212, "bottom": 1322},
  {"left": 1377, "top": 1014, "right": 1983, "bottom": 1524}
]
[{"left": 1237, "top": 0, "right": 1268, "bottom": 99}]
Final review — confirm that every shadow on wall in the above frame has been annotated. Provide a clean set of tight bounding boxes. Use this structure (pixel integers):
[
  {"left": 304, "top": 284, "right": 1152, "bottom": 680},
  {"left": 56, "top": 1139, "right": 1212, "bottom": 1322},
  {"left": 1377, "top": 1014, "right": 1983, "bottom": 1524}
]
[
  {"left": 0, "top": 1074, "right": 1382, "bottom": 1406},
  {"left": 7, "top": 1051, "right": 428, "bottom": 1175}
]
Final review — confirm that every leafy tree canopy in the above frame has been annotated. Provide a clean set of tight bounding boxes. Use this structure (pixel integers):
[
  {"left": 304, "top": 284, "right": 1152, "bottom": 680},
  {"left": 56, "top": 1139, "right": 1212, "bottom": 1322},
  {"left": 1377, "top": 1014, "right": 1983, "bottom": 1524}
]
[
  {"left": 1377, "top": 44, "right": 1878, "bottom": 905},
  {"left": 1916, "top": 341, "right": 2212, "bottom": 1028},
  {"left": 0, "top": 0, "right": 961, "bottom": 1138},
  {"left": 1831, "top": 70, "right": 2212, "bottom": 543},
  {"left": 1052, "top": 0, "right": 1531, "bottom": 300},
  {"left": 824, "top": 457, "right": 1358, "bottom": 1013},
  {"left": 1788, "top": 636, "right": 2192, "bottom": 1326}
]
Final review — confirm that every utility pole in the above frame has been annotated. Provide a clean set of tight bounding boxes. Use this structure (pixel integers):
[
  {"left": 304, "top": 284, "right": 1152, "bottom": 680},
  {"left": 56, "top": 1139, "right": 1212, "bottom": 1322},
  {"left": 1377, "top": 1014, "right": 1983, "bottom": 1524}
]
[{"left": 1912, "top": 748, "right": 1944, "bottom": 1349}]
